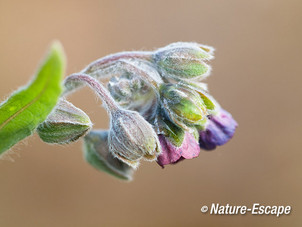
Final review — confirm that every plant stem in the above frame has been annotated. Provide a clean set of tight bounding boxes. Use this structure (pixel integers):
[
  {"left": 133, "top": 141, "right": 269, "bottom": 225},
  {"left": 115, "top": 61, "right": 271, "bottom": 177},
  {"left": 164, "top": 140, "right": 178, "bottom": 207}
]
[
  {"left": 115, "top": 59, "right": 163, "bottom": 89},
  {"left": 64, "top": 74, "right": 119, "bottom": 113},
  {"left": 82, "top": 51, "right": 153, "bottom": 74}
]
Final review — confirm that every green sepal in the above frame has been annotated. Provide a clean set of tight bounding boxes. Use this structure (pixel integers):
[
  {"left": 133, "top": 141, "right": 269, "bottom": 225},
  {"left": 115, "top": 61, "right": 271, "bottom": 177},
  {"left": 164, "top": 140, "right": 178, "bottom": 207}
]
[
  {"left": 189, "top": 126, "right": 200, "bottom": 142},
  {"left": 154, "top": 43, "right": 214, "bottom": 79},
  {"left": 194, "top": 117, "right": 208, "bottom": 129},
  {"left": 159, "top": 60, "right": 209, "bottom": 79},
  {"left": 198, "top": 92, "right": 215, "bottom": 110},
  {"left": 159, "top": 83, "right": 207, "bottom": 126},
  {"left": 39, "top": 123, "right": 89, "bottom": 143},
  {"left": 155, "top": 109, "right": 185, "bottom": 147},
  {"left": 180, "top": 81, "right": 217, "bottom": 111},
  {"left": 83, "top": 130, "right": 134, "bottom": 181},
  {"left": 37, "top": 99, "right": 92, "bottom": 144}
]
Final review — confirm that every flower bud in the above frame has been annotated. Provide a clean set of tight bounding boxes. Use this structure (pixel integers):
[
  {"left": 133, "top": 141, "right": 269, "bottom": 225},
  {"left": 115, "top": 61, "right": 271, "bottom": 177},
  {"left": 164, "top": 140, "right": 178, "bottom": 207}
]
[
  {"left": 157, "top": 131, "right": 200, "bottom": 168},
  {"left": 199, "top": 108, "right": 238, "bottom": 150},
  {"left": 108, "top": 73, "right": 154, "bottom": 108},
  {"left": 179, "top": 81, "right": 219, "bottom": 116},
  {"left": 159, "top": 83, "right": 208, "bottom": 128},
  {"left": 154, "top": 109, "right": 186, "bottom": 147},
  {"left": 153, "top": 42, "right": 214, "bottom": 79},
  {"left": 37, "top": 99, "right": 92, "bottom": 144},
  {"left": 83, "top": 130, "right": 134, "bottom": 181},
  {"left": 108, "top": 109, "right": 161, "bottom": 168},
  {"left": 108, "top": 75, "right": 134, "bottom": 102}
]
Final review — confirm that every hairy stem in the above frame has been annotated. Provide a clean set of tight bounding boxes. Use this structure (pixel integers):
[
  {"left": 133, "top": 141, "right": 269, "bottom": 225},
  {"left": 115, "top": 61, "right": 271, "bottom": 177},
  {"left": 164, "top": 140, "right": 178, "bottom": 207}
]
[
  {"left": 64, "top": 74, "right": 119, "bottom": 113},
  {"left": 114, "top": 59, "right": 163, "bottom": 89},
  {"left": 82, "top": 51, "right": 153, "bottom": 74},
  {"left": 63, "top": 59, "right": 163, "bottom": 98}
]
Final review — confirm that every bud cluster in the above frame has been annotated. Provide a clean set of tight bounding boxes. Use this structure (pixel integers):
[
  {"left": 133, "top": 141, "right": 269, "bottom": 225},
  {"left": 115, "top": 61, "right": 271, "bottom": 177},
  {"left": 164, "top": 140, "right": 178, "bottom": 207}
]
[{"left": 40, "top": 42, "right": 237, "bottom": 180}]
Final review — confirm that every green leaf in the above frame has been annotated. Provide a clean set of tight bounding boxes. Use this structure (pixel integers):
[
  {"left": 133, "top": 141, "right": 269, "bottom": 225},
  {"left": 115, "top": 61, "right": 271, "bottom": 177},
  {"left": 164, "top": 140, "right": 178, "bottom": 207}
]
[{"left": 0, "top": 41, "right": 65, "bottom": 154}]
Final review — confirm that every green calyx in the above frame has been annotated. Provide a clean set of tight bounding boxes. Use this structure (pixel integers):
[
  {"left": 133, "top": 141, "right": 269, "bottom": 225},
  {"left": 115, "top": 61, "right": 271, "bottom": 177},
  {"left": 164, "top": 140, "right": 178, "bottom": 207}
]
[
  {"left": 160, "top": 59, "right": 209, "bottom": 79},
  {"left": 38, "top": 123, "right": 90, "bottom": 144},
  {"left": 198, "top": 92, "right": 215, "bottom": 110},
  {"left": 84, "top": 130, "right": 134, "bottom": 181},
  {"left": 171, "top": 97, "right": 204, "bottom": 122},
  {"left": 37, "top": 99, "right": 92, "bottom": 144},
  {"left": 180, "top": 81, "right": 217, "bottom": 111},
  {"left": 155, "top": 109, "right": 185, "bottom": 147},
  {"left": 159, "top": 84, "right": 207, "bottom": 127},
  {"left": 108, "top": 109, "right": 161, "bottom": 168},
  {"left": 154, "top": 44, "right": 213, "bottom": 79}
]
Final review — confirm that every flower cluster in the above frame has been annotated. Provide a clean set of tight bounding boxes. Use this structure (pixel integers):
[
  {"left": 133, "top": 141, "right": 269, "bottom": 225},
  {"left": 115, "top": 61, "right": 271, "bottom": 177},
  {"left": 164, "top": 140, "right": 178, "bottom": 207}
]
[{"left": 39, "top": 42, "right": 237, "bottom": 180}]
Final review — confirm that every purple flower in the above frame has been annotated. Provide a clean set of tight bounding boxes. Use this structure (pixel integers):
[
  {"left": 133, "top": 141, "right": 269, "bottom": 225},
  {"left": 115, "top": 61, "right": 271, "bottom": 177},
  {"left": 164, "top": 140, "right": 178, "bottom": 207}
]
[
  {"left": 199, "top": 108, "right": 237, "bottom": 150},
  {"left": 157, "top": 132, "right": 200, "bottom": 168}
]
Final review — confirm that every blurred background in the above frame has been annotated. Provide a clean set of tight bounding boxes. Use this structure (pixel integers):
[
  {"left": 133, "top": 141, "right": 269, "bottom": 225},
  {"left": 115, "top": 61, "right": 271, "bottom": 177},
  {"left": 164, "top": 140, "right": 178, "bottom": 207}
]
[{"left": 0, "top": 0, "right": 301, "bottom": 226}]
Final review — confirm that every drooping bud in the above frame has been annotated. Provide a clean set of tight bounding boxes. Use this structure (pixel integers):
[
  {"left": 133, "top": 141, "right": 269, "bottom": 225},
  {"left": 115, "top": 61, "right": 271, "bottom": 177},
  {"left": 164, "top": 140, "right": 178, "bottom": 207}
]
[
  {"left": 64, "top": 73, "right": 161, "bottom": 168},
  {"left": 108, "top": 109, "right": 161, "bottom": 168},
  {"left": 83, "top": 130, "right": 134, "bottom": 181},
  {"left": 199, "top": 108, "right": 238, "bottom": 150},
  {"left": 37, "top": 99, "right": 92, "bottom": 144},
  {"left": 159, "top": 83, "right": 208, "bottom": 128},
  {"left": 153, "top": 42, "right": 214, "bottom": 79},
  {"left": 157, "top": 131, "right": 200, "bottom": 168}
]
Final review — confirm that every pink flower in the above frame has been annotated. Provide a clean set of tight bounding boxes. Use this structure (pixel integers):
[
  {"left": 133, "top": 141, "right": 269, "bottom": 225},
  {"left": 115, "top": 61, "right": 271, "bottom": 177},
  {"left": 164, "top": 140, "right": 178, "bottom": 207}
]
[{"left": 157, "top": 132, "right": 200, "bottom": 168}]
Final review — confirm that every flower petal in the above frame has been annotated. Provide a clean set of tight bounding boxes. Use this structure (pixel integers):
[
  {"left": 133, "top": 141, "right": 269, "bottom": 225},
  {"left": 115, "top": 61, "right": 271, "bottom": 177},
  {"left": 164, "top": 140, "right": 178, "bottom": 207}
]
[
  {"left": 157, "top": 132, "right": 200, "bottom": 167},
  {"left": 199, "top": 109, "right": 237, "bottom": 150}
]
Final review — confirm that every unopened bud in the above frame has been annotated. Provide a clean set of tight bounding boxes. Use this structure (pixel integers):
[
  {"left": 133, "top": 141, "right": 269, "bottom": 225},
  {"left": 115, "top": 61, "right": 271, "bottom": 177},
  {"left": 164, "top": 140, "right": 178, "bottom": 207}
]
[
  {"left": 108, "top": 109, "right": 161, "bottom": 168},
  {"left": 159, "top": 84, "right": 208, "bottom": 128},
  {"left": 154, "top": 42, "right": 214, "bottom": 79},
  {"left": 37, "top": 99, "right": 92, "bottom": 144},
  {"left": 179, "top": 81, "right": 218, "bottom": 114},
  {"left": 83, "top": 130, "right": 134, "bottom": 181},
  {"left": 154, "top": 109, "right": 185, "bottom": 147},
  {"left": 108, "top": 73, "right": 153, "bottom": 107}
]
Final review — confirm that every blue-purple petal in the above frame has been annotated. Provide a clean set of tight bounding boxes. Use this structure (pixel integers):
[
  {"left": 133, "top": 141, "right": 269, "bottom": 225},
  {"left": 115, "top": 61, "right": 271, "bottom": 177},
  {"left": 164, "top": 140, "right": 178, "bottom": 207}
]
[{"left": 199, "top": 109, "right": 237, "bottom": 150}]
